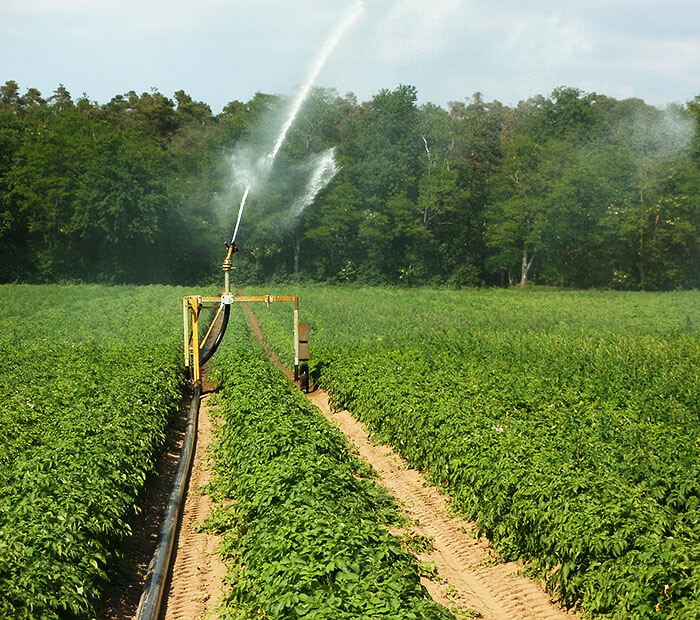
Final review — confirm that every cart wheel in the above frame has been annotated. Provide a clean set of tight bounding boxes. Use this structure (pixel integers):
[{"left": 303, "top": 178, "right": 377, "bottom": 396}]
[{"left": 299, "top": 363, "right": 309, "bottom": 393}]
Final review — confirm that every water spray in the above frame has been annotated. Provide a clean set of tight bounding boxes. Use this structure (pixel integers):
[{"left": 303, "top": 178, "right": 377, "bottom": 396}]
[
  {"left": 151, "top": 8, "right": 366, "bottom": 620},
  {"left": 290, "top": 148, "right": 339, "bottom": 219},
  {"left": 267, "top": 1, "right": 364, "bottom": 166},
  {"left": 228, "top": 0, "right": 364, "bottom": 245},
  {"left": 230, "top": 186, "right": 250, "bottom": 245},
  {"left": 181, "top": 3, "right": 365, "bottom": 393}
]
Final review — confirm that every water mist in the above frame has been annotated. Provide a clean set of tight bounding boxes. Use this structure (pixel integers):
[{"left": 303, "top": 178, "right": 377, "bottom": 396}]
[
  {"left": 229, "top": 0, "right": 364, "bottom": 244},
  {"left": 290, "top": 148, "right": 339, "bottom": 219}
]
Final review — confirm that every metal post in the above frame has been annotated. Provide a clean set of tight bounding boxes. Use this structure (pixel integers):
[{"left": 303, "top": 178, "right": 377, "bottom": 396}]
[
  {"left": 191, "top": 297, "right": 201, "bottom": 384},
  {"left": 182, "top": 297, "right": 190, "bottom": 369},
  {"left": 293, "top": 296, "right": 299, "bottom": 382},
  {"left": 222, "top": 243, "right": 235, "bottom": 295}
]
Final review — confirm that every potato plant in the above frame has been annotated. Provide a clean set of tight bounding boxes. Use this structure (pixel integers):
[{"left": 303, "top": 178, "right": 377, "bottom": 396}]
[
  {"left": 249, "top": 285, "right": 700, "bottom": 619},
  {"left": 207, "top": 319, "right": 453, "bottom": 619},
  {"left": 0, "top": 285, "right": 187, "bottom": 619}
]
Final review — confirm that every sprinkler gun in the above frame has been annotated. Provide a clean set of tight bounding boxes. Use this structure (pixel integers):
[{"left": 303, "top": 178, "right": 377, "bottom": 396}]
[
  {"left": 222, "top": 241, "right": 238, "bottom": 295},
  {"left": 183, "top": 236, "right": 310, "bottom": 391}
]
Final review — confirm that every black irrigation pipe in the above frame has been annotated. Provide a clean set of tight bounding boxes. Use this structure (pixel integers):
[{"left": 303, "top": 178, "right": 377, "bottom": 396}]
[
  {"left": 135, "top": 382, "right": 202, "bottom": 620},
  {"left": 200, "top": 303, "right": 231, "bottom": 366}
]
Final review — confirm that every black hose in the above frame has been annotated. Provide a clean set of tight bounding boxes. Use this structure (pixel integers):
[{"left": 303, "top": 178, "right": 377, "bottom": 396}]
[
  {"left": 135, "top": 383, "right": 202, "bottom": 620},
  {"left": 200, "top": 303, "right": 230, "bottom": 365}
]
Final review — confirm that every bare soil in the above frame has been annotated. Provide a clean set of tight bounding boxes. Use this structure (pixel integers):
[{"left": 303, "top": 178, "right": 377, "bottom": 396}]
[{"left": 160, "top": 391, "right": 226, "bottom": 620}]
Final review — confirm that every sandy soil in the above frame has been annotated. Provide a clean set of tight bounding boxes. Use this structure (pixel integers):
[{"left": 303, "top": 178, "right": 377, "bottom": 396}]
[
  {"left": 160, "top": 391, "right": 226, "bottom": 620},
  {"left": 309, "top": 390, "right": 576, "bottom": 620}
]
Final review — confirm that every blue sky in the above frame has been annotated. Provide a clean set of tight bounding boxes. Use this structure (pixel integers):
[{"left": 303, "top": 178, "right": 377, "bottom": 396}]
[{"left": 1, "top": 0, "right": 698, "bottom": 113}]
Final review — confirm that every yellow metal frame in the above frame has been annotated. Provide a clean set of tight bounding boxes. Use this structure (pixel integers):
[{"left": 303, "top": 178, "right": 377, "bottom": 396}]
[{"left": 183, "top": 294, "right": 306, "bottom": 385}]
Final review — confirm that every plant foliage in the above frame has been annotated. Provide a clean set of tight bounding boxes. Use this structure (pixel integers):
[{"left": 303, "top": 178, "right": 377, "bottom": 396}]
[
  {"left": 206, "top": 317, "right": 453, "bottom": 619},
  {"left": 248, "top": 284, "right": 700, "bottom": 619},
  {"left": 0, "top": 284, "right": 186, "bottom": 619}
]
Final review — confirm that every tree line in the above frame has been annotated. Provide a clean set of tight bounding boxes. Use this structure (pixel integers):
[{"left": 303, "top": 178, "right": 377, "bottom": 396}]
[{"left": 1, "top": 79, "right": 698, "bottom": 289}]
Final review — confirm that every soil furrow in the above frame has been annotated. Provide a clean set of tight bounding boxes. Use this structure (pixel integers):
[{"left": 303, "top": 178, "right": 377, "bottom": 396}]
[
  {"left": 160, "top": 392, "right": 226, "bottom": 620},
  {"left": 308, "top": 390, "right": 576, "bottom": 620}
]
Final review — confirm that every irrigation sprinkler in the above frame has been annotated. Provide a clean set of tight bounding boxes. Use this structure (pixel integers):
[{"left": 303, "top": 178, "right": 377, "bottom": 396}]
[
  {"left": 182, "top": 242, "right": 310, "bottom": 391},
  {"left": 180, "top": 0, "right": 359, "bottom": 394},
  {"left": 179, "top": 0, "right": 364, "bottom": 393}
]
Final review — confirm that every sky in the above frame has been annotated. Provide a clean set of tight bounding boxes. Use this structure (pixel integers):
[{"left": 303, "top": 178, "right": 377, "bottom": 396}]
[{"left": 1, "top": 0, "right": 698, "bottom": 113}]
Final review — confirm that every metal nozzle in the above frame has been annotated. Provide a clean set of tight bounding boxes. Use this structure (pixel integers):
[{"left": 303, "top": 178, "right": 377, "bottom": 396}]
[
  {"left": 222, "top": 242, "right": 238, "bottom": 294},
  {"left": 222, "top": 242, "right": 238, "bottom": 271}
]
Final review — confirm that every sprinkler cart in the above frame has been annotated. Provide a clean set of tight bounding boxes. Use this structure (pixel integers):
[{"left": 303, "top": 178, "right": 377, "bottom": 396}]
[{"left": 182, "top": 242, "right": 310, "bottom": 391}]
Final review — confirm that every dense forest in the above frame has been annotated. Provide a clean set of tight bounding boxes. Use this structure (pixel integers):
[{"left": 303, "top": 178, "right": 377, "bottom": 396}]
[{"left": 1, "top": 79, "right": 698, "bottom": 289}]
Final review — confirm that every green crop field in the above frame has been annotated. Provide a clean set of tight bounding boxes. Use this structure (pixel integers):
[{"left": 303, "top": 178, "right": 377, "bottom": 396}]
[
  {"left": 248, "top": 285, "right": 700, "bottom": 619},
  {"left": 2, "top": 283, "right": 699, "bottom": 619},
  {"left": 0, "top": 284, "right": 454, "bottom": 619},
  {"left": 0, "top": 284, "right": 187, "bottom": 619},
  {"left": 206, "top": 314, "right": 453, "bottom": 619}
]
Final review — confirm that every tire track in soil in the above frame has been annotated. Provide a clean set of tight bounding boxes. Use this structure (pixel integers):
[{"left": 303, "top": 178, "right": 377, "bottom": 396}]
[
  {"left": 160, "top": 390, "right": 226, "bottom": 620},
  {"left": 242, "top": 300, "right": 578, "bottom": 620}
]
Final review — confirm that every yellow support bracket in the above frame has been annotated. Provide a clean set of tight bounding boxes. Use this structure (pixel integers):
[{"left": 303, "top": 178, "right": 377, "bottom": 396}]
[{"left": 182, "top": 293, "right": 307, "bottom": 387}]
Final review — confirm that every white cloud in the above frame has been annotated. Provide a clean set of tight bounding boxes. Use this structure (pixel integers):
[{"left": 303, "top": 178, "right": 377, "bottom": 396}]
[
  {"left": 500, "top": 12, "right": 594, "bottom": 70},
  {"left": 0, "top": 0, "right": 697, "bottom": 110},
  {"left": 368, "top": 0, "right": 462, "bottom": 63}
]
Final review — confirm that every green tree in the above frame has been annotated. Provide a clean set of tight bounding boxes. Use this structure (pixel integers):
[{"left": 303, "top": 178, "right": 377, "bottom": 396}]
[
  {"left": 597, "top": 101, "right": 698, "bottom": 289},
  {"left": 70, "top": 133, "right": 172, "bottom": 282},
  {"left": 0, "top": 82, "right": 31, "bottom": 280},
  {"left": 304, "top": 179, "right": 363, "bottom": 280},
  {"left": 485, "top": 130, "right": 548, "bottom": 286},
  {"left": 6, "top": 96, "right": 93, "bottom": 279}
]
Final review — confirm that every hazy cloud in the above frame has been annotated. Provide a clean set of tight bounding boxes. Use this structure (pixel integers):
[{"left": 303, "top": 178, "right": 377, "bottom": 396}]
[
  {"left": 368, "top": 0, "right": 461, "bottom": 63},
  {"left": 0, "top": 0, "right": 697, "bottom": 110}
]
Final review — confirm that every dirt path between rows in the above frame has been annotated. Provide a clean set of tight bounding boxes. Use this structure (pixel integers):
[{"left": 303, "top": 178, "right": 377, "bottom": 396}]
[
  {"left": 242, "top": 301, "right": 577, "bottom": 620},
  {"left": 308, "top": 390, "right": 576, "bottom": 620},
  {"left": 160, "top": 390, "right": 226, "bottom": 620}
]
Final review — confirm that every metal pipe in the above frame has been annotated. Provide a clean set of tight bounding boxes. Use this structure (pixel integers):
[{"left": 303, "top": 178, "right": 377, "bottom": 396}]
[
  {"left": 221, "top": 242, "right": 237, "bottom": 295},
  {"left": 191, "top": 300, "right": 201, "bottom": 383},
  {"left": 135, "top": 383, "right": 202, "bottom": 620},
  {"left": 293, "top": 297, "right": 299, "bottom": 381}
]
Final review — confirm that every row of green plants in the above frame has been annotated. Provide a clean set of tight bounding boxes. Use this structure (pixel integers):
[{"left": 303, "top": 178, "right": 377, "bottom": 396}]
[
  {"left": 248, "top": 284, "right": 700, "bottom": 619},
  {"left": 206, "top": 318, "right": 454, "bottom": 619},
  {"left": 0, "top": 285, "right": 187, "bottom": 619}
]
